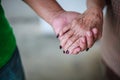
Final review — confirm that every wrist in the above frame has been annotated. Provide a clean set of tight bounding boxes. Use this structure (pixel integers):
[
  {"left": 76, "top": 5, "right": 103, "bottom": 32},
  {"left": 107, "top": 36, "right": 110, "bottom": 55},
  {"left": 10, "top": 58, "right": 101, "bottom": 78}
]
[
  {"left": 87, "top": 1, "right": 105, "bottom": 11},
  {"left": 49, "top": 9, "right": 65, "bottom": 25},
  {"left": 87, "top": 6, "right": 103, "bottom": 12},
  {"left": 86, "top": 7, "right": 103, "bottom": 17}
]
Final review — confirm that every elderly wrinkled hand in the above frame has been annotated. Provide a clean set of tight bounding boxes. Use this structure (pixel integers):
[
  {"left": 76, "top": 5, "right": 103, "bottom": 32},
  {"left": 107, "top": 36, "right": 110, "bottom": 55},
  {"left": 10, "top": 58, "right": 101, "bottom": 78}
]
[{"left": 58, "top": 7, "right": 103, "bottom": 54}]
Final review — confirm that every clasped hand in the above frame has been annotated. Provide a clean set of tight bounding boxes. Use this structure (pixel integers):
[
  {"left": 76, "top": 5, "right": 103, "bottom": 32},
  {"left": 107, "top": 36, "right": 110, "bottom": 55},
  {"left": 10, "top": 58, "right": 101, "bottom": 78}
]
[{"left": 52, "top": 7, "right": 103, "bottom": 54}]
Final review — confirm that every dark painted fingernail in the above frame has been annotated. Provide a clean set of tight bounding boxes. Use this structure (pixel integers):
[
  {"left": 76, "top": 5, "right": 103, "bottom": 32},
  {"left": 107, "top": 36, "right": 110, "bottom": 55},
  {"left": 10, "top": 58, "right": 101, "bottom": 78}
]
[
  {"left": 63, "top": 51, "right": 65, "bottom": 53},
  {"left": 56, "top": 34, "right": 59, "bottom": 38},
  {"left": 59, "top": 45, "right": 62, "bottom": 49},
  {"left": 66, "top": 50, "right": 69, "bottom": 54},
  {"left": 86, "top": 48, "right": 89, "bottom": 51}
]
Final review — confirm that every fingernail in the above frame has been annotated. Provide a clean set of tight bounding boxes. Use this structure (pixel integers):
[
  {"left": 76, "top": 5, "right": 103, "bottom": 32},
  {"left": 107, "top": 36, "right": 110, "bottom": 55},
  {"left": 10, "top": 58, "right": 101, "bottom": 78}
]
[
  {"left": 56, "top": 34, "right": 59, "bottom": 38},
  {"left": 59, "top": 45, "right": 62, "bottom": 49},
  {"left": 63, "top": 50, "right": 65, "bottom": 53},
  {"left": 77, "top": 52, "right": 79, "bottom": 54},
  {"left": 66, "top": 50, "right": 69, "bottom": 54},
  {"left": 86, "top": 48, "right": 89, "bottom": 51}
]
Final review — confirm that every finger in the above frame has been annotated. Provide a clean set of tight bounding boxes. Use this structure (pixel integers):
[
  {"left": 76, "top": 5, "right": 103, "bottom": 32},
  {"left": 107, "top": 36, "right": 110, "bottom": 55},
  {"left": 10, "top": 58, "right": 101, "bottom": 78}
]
[
  {"left": 92, "top": 28, "right": 98, "bottom": 41},
  {"left": 72, "top": 36, "right": 86, "bottom": 53},
  {"left": 67, "top": 39, "right": 81, "bottom": 54},
  {"left": 79, "top": 36, "right": 87, "bottom": 51},
  {"left": 63, "top": 34, "right": 79, "bottom": 51},
  {"left": 59, "top": 25, "right": 70, "bottom": 37},
  {"left": 59, "top": 30, "right": 74, "bottom": 48},
  {"left": 72, "top": 47, "right": 81, "bottom": 55},
  {"left": 86, "top": 31, "right": 94, "bottom": 48}
]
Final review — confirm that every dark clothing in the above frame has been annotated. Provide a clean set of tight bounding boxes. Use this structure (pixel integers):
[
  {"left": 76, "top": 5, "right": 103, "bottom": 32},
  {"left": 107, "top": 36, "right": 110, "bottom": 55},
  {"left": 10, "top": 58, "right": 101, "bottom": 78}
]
[
  {"left": 0, "top": 47, "right": 25, "bottom": 80},
  {"left": 0, "top": 0, "right": 16, "bottom": 68},
  {"left": 101, "top": 0, "right": 120, "bottom": 79}
]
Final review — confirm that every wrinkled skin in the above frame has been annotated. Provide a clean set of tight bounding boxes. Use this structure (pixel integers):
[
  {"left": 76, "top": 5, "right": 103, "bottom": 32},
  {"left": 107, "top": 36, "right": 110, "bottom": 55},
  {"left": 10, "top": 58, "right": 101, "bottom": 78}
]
[{"left": 52, "top": 7, "right": 103, "bottom": 54}]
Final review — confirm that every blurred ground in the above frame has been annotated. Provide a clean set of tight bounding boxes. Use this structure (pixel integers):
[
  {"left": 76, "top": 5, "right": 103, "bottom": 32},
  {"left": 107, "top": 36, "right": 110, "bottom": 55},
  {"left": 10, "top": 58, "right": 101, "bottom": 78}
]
[{"left": 2, "top": 0, "right": 106, "bottom": 80}]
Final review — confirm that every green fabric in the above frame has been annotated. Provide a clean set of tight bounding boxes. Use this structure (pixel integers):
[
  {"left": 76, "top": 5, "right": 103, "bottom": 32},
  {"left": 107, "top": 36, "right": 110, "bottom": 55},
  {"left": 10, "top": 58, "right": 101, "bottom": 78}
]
[{"left": 0, "top": 1, "right": 16, "bottom": 68}]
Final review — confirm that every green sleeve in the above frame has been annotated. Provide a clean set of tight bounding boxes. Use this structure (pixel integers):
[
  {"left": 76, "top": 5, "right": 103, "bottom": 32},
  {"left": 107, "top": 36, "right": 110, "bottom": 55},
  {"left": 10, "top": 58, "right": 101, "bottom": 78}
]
[{"left": 0, "top": 2, "right": 16, "bottom": 68}]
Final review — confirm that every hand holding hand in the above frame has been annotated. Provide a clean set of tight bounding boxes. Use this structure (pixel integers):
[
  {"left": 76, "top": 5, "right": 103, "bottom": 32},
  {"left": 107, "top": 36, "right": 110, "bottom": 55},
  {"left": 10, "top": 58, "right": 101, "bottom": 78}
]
[
  {"left": 58, "top": 7, "right": 103, "bottom": 54},
  {"left": 52, "top": 11, "right": 81, "bottom": 35}
]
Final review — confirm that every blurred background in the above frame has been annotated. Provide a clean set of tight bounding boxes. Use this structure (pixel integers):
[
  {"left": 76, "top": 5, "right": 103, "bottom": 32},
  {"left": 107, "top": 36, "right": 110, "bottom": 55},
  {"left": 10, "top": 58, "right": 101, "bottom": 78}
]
[{"left": 2, "top": 0, "right": 106, "bottom": 80}]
